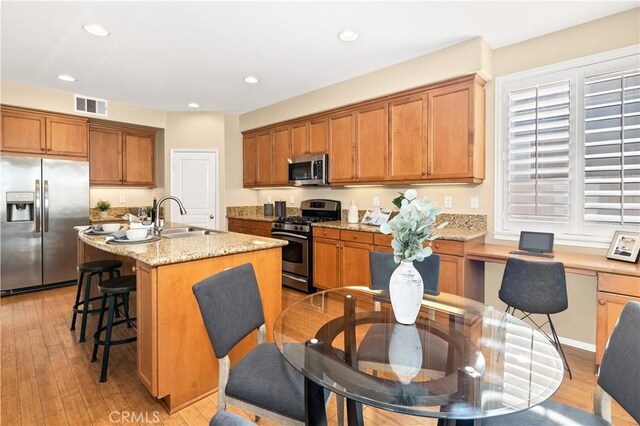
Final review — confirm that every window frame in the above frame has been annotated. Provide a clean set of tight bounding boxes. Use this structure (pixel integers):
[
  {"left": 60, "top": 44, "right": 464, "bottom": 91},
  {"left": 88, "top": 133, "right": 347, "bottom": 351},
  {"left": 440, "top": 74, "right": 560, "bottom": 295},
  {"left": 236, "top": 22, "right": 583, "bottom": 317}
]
[{"left": 494, "top": 45, "right": 640, "bottom": 248}]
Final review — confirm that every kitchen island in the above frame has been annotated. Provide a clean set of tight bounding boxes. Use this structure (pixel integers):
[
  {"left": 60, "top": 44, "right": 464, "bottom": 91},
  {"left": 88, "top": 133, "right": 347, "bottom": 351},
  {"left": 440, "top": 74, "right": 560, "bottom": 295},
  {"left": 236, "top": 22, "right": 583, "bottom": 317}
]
[{"left": 77, "top": 228, "right": 287, "bottom": 413}]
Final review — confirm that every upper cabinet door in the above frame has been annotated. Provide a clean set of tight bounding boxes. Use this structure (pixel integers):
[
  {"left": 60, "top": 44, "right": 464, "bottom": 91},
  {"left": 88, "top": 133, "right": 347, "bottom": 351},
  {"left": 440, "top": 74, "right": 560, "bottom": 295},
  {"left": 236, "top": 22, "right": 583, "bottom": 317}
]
[
  {"left": 46, "top": 116, "right": 88, "bottom": 158},
  {"left": 243, "top": 133, "right": 258, "bottom": 187},
  {"left": 89, "top": 125, "right": 122, "bottom": 185},
  {"left": 122, "top": 131, "right": 155, "bottom": 187},
  {"left": 291, "top": 121, "right": 309, "bottom": 157},
  {"left": 329, "top": 111, "right": 356, "bottom": 183},
  {"left": 388, "top": 94, "right": 427, "bottom": 181},
  {"left": 1, "top": 108, "right": 46, "bottom": 154},
  {"left": 427, "top": 81, "right": 478, "bottom": 179},
  {"left": 256, "top": 131, "right": 273, "bottom": 185},
  {"left": 273, "top": 126, "right": 291, "bottom": 185},
  {"left": 309, "top": 117, "right": 328, "bottom": 155},
  {"left": 356, "top": 102, "right": 388, "bottom": 182}
]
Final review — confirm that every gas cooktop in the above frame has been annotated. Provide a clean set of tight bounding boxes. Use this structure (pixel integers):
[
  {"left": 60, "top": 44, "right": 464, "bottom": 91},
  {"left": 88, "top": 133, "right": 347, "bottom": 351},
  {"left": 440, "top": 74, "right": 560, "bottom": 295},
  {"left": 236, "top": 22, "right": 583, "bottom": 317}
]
[{"left": 274, "top": 216, "right": 337, "bottom": 224}]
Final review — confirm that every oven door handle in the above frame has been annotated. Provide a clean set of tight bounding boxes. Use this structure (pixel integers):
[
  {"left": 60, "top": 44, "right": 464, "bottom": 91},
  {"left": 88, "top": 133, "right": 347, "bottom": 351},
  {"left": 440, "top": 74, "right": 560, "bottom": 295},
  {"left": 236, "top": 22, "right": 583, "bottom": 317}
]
[
  {"left": 282, "top": 272, "right": 308, "bottom": 283},
  {"left": 271, "top": 231, "right": 308, "bottom": 240}
]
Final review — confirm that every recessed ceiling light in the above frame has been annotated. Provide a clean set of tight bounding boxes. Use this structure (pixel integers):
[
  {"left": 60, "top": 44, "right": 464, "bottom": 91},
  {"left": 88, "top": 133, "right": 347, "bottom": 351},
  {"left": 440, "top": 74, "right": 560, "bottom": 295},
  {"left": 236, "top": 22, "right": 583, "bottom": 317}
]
[
  {"left": 83, "top": 24, "right": 109, "bottom": 37},
  {"left": 57, "top": 74, "right": 76, "bottom": 82},
  {"left": 188, "top": 103, "right": 200, "bottom": 108},
  {"left": 338, "top": 30, "right": 358, "bottom": 42},
  {"left": 244, "top": 76, "right": 259, "bottom": 84}
]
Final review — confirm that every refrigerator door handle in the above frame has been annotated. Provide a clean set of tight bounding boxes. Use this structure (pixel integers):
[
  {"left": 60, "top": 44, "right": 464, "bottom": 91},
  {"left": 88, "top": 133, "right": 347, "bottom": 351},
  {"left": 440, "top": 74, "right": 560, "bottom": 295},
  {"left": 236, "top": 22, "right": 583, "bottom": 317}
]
[
  {"left": 44, "top": 180, "right": 50, "bottom": 233},
  {"left": 35, "top": 179, "right": 41, "bottom": 233}
]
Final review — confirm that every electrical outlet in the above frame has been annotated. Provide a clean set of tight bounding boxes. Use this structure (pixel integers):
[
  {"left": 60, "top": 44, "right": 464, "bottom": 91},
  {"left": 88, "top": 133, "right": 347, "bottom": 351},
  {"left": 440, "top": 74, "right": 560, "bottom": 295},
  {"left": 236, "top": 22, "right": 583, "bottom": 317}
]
[
  {"left": 373, "top": 196, "right": 380, "bottom": 207},
  {"left": 119, "top": 195, "right": 126, "bottom": 204},
  {"left": 444, "top": 196, "right": 453, "bottom": 209},
  {"left": 290, "top": 195, "right": 295, "bottom": 205},
  {"left": 471, "top": 197, "right": 479, "bottom": 209}
]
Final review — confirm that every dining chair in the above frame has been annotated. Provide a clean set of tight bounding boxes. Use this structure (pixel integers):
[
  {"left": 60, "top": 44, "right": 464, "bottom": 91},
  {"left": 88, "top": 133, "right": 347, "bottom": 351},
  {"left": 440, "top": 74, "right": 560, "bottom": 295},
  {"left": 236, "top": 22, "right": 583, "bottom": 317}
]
[
  {"left": 358, "top": 252, "right": 445, "bottom": 374},
  {"left": 485, "top": 300, "right": 640, "bottom": 425},
  {"left": 192, "top": 263, "right": 331, "bottom": 425},
  {"left": 498, "top": 257, "right": 572, "bottom": 378},
  {"left": 209, "top": 410, "right": 254, "bottom": 426}
]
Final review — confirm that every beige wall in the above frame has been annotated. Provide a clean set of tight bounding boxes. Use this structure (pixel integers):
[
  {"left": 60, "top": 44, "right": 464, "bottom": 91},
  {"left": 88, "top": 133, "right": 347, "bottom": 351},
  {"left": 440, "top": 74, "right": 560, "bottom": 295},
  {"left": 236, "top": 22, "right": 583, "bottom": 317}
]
[{"left": 234, "top": 8, "right": 640, "bottom": 347}]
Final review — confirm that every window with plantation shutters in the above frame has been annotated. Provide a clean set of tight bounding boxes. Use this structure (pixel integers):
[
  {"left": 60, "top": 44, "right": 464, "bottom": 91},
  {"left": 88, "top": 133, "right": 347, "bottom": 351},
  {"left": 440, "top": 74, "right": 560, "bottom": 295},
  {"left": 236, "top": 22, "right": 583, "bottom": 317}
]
[{"left": 496, "top": 47, "right": 640, "bottom": 247}]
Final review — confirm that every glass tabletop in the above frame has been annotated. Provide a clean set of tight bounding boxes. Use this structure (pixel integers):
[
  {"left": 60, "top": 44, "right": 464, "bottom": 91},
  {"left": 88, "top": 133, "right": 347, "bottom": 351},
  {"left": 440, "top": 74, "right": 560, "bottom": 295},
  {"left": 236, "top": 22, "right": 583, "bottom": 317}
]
[{"left": 274, "top": 287, "right": 564, "bottom": 420}]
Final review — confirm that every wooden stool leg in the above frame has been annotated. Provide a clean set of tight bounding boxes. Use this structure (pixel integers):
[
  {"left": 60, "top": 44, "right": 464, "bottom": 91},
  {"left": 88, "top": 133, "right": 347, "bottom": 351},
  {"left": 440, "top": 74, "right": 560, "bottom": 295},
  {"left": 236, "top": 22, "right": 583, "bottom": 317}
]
[
  {"left": 91, "top": 294, "right": 108, "bottom": 362},
  {"left": 79, "top": 272, "right": 95, "bottom": 342},
  {"left": 70, "top": 271, "right": 85, "bottom": 331},
  {"left": 99, "top": 294, "right": 117, "bottom": 382}
]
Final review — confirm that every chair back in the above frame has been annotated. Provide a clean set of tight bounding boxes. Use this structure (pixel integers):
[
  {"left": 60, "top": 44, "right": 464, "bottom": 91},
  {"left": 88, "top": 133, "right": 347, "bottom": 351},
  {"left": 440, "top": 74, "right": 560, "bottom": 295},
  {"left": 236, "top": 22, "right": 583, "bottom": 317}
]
[
  {"left": 369, "top": 251, "right": 440, "bottom": 295},
  {"left": 597, "top": 301, "right": 640, "bottom": 423},
  {"left": 192, "top": 263, "right": 265, "bottom": 358},
  {"left": 498, "top": 257, "right": 567, "bottom": 314}
]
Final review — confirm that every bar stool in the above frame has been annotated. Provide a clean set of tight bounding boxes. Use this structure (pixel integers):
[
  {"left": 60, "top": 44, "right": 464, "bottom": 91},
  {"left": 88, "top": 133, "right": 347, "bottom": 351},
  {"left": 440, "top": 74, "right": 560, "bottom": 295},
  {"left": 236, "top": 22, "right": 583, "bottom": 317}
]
[
  {"left": 91, "top": 275, "right": 137, "bottom": 382},
  {"left": 70, "top": 260, "right": 123, "bottom": 342}
]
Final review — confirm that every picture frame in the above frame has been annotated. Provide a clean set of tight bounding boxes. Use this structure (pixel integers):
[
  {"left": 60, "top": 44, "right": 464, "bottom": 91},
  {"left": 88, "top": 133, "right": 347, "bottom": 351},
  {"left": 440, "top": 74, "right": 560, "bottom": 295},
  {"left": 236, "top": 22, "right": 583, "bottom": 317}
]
[
  {"left": 606, "top": 230, "right": 640, "bottom": 263},
  {"left": 361, "top": 208, "right": 392, "bottom": 226}
]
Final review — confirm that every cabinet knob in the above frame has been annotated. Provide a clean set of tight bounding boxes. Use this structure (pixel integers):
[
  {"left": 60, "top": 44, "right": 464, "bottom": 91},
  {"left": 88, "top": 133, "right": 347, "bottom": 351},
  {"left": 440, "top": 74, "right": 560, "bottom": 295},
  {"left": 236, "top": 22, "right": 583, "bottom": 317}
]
[
  {"left": 598, "top": 299, "right": 605, "bottom": 305},
  {"left": 131, "top": 266, "right": 137, "bottom": 272},
  {"left": 209, "top": 215, "right": 215, "bottom": 219},
  {"left": 422, "top": 171, "right": 426, "bottom": 176},
  {"left": 434, "top": 243, "right": 440, "bottom": 249}
]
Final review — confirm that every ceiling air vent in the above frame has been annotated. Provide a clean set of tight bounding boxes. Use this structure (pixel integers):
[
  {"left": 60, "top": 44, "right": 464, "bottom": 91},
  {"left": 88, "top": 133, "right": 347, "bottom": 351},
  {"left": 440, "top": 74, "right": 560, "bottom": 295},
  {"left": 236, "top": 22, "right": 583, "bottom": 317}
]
[{"left": 74, "top": 94, "right": 108, "bottom": 116}]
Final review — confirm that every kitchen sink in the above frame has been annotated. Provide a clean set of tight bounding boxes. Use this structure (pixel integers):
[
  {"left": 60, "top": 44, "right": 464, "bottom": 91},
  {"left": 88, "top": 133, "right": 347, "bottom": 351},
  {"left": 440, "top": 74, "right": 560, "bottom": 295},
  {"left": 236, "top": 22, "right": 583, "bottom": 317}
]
[{"left": 160, "top": 227, "right": 224, "bottom": 239}]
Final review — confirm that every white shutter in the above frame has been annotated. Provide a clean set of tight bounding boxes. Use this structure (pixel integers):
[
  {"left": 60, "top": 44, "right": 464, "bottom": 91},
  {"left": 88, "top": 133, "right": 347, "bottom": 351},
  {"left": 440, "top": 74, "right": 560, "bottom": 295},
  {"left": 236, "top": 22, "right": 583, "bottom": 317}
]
[
  {"left": 507, "top": 80, "right": 571, "bottom": 223},
  {"left": 584, "top": 69, "right": 640, "bottom": 225}
]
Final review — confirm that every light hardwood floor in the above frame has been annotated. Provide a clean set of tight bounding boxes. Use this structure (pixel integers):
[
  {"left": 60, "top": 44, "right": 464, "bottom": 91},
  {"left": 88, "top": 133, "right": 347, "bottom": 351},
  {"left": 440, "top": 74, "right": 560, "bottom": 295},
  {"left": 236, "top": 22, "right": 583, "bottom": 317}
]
[{"left": 0, "top": 284, "right": 635, "bottom": 425}]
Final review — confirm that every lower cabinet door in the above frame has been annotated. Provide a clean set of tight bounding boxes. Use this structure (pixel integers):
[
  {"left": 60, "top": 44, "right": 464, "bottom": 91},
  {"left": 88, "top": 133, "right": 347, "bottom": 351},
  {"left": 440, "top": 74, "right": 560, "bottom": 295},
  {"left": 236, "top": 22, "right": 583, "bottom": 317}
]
[
  {"left": 437, "top": 254, "right": 463, "bottom": 295},
  {"left": 313, "top": 238, "right": 340, "bottom": 290},
  {"left": 341, "top": 241, "right": 373, "bottom": 287},
  {"left": 596, "top": 291, "right": 639, "bottom": 365}
]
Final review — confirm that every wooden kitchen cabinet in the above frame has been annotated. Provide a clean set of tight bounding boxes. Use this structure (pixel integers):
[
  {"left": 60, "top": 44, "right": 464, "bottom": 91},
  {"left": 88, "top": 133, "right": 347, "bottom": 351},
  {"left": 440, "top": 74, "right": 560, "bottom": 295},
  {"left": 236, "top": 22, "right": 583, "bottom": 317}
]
[
  {"left": 356, "top": 102, "right": 388, "bottom": 182},
  {"left": 227, "top": 218, "right": 272, "bottom": 237},
  {"left": 388, "top": 94, "right": 427, "bottom": 181},
  {"left": 273, "top": 125, "right": 291, "bottom": 185},
  {"left": 426, "top": 78, "right": 485, "bottom": 181},
  {"left": 1, "top": 106, "right": 88, "bottom": 159},
  {"left": 312, "top": 228, "right": 373, "bottom": 289},
  {"left": 341, "top": 240, "right": 373, "bottom": 287},
  {"left": 256, "top": 131, "right": 273, "bottom": 185},
  {"left": 313, "top": 237, "right": 341, "bottom": 290},
  {"left": 328, "top": 111, "right": 356, "bottom": 183},
  {"left": 596, "top": 273, "right": 640, "bottom": 365},
  {"left": 243, "top": 133, "right": 258, "bottom": 187},
  {"left": 89, "top": 124, "right": 156, "bottom": 187},
  {"left": 291, "top": 117, "right": 328, "bottom": 157},
  {"left": 291, "top": 121, "right": 309, "bottom": 157}
]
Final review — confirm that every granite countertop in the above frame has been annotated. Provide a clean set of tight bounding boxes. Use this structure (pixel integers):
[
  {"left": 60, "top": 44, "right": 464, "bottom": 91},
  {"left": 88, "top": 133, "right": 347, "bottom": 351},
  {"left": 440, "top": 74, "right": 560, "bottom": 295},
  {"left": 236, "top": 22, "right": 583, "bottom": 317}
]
[
  {"left": 78, "top": 227, "right": 287, "bottom": 267},
  {"left": 312, "top": 220, "right": 487, "bottom": 242},
  {"left": 226, "top": 212, "right": 278, "bottom": 222},
  {"left": 90, "top": 216, "right": 128, "bottom": 223}
]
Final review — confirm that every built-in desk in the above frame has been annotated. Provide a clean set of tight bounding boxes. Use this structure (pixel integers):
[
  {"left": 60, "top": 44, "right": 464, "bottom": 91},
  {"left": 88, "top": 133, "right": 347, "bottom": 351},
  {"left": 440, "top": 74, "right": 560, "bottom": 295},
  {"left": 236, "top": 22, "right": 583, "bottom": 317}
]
[{"left": 467, "top": 244, "right": 640, "bottom": 365}]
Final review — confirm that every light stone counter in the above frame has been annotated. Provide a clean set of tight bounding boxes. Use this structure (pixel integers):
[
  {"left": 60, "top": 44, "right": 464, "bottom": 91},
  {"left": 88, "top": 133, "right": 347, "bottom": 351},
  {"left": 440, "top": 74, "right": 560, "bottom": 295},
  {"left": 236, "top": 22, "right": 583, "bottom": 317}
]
[{"left": 78, "top": 230, "right": 287, "bottom": 267}]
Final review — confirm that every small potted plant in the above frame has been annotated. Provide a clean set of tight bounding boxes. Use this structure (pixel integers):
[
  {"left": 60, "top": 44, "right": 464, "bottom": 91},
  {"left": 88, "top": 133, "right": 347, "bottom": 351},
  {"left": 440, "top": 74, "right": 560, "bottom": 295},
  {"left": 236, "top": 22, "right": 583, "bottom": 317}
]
[{"left": 96, "top": 199, "right": 111, "bottom": 219}]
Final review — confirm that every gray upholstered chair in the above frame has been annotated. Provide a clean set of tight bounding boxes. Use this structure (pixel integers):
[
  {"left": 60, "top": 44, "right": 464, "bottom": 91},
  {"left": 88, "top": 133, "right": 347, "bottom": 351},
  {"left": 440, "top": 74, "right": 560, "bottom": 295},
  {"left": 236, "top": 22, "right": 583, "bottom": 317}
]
[
  {"left": 498, "top": 257, "right": 572, "bottom": 378},
  {"left": 192, "top": 263, "right": 330, "bottom": 425},
  {"left": 358, "top": 252, "right": 444, "bottom": 373},
  {"left": 484, "top": 300, "right": 640, "bottom": 425},
  {"left": 209, "top": 411, "right": 254, "bottom": 426}
]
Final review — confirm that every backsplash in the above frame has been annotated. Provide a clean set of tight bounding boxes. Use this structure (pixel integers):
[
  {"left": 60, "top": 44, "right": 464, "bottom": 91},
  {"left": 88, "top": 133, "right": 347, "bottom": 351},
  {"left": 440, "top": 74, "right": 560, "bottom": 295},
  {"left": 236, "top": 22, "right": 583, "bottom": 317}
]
[
  {"left": 89, "top": 206, "right": 164, "bottom": 220},
  {"left": 226, "top": 205, "right": 301, "bottom": 218}
]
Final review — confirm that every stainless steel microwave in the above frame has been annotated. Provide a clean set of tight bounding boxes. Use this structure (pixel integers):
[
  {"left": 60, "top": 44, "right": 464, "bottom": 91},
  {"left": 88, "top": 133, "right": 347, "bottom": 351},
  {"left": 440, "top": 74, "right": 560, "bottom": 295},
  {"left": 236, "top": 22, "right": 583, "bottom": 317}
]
[{"left": 288, "top": 154, "right": 329, "bottom": 186}]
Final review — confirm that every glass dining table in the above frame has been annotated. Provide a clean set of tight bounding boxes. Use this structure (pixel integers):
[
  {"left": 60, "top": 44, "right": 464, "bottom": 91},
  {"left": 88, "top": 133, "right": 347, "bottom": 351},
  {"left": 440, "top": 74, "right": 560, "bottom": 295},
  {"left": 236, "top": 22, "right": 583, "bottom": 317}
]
[{"left": 274, "top": 287, "right": 565, "bottom": 426}]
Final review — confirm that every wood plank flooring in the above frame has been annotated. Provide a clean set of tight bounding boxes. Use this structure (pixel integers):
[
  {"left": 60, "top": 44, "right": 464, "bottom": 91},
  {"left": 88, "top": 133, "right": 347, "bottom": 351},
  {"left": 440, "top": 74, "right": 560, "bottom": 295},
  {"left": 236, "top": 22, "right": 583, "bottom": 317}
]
[{"left": 0, "top": 285, "right": 635, "bottom": 425}]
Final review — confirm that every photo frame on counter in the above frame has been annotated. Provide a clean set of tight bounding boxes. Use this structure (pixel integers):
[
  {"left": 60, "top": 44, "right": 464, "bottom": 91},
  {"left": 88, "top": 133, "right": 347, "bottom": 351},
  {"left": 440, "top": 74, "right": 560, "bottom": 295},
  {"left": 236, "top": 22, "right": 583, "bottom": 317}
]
[
  {"left": 361, "top": 208, "right": 392, "bottom": 226},
  {"left": 606, "top": 230, "right": 640, "bottom": 263}
]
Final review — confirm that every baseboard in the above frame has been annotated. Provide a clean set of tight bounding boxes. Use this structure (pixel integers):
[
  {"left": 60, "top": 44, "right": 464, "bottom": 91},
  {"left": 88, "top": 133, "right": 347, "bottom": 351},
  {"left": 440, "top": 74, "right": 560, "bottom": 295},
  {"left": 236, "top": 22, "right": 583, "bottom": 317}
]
[{"left": 558, "top": 335, "right": 595, "bottom": 352}]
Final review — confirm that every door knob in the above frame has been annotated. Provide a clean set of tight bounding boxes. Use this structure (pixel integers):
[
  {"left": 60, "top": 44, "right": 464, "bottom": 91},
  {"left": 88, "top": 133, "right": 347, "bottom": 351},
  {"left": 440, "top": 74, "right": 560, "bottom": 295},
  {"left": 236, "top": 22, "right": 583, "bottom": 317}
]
[{"left": 209, "top": 215, "right": 215, "bottom": 219}]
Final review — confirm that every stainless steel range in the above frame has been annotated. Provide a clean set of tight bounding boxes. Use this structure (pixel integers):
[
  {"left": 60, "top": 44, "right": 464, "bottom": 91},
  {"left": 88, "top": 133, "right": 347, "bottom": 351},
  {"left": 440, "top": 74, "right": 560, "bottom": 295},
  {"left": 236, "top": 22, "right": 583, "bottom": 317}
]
[{"left": 271, "top": 199, "right": 341, "bottom": 293}]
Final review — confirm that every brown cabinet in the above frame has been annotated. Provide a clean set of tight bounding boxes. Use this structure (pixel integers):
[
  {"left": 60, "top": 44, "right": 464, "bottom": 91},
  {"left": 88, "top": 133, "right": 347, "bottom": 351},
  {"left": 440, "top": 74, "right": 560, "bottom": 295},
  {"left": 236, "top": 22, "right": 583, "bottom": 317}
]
[
  {"left": 356, "top": 102, "right": 388, "bottom": 182},
  {"left": 291, "top": 121, "right": 309, "bottom": 157},
  {"left": 313, "top": 237, "right": 341, "bottom": 290},
  {"left": 89, "top": 124, "right": 156, "bottom": 187},
  {"left": 596, "top": 273, "right": 640, "bottom": 365},
  {"left": 272, "top": 126, "right": 291, "bottom": 185},
  {"left": 1, "top": 106, "right": 88, "bottom": 159},
  {"left": 388, "top": 94, "right": 427, "bottom": 181},
  {"left": 257, "top": 131, "right": 273, "bottom": 185},
  {"left": 243, "top": 133, "right": 258, "bottom": 187},
  {"left": 291, "top": 117, "right": 328, "bottom": 158},
  {"left": 227, "top": 218, "right": 272, "bottom": 237},
  {"left": 426, "top": 79, "right": 484, "bottom": 181},
  {"left": 328, "top": 111, "right": 356, "bottom": 183}
]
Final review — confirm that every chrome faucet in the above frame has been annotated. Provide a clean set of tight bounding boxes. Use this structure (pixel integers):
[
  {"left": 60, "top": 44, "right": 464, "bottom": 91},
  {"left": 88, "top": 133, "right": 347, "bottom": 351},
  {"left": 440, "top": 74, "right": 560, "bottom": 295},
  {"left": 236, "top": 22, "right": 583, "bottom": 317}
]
[{"left": 154, "top": 196, "right": 187, "bottom": 235}]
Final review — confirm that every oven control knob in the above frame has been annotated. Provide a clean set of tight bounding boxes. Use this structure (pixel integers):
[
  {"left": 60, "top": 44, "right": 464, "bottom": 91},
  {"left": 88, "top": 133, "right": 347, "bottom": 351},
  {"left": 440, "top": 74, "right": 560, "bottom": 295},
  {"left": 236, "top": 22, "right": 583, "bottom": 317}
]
[{"left": 294, "top": 225, "right": 299, "bottom": 231}]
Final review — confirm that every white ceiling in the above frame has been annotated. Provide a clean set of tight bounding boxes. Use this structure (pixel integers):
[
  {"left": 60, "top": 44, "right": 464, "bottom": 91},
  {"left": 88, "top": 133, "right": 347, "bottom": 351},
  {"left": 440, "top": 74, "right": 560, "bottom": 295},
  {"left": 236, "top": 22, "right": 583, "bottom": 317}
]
[{"left": 1, "top": 1, "right": 636, "bottom": 114}]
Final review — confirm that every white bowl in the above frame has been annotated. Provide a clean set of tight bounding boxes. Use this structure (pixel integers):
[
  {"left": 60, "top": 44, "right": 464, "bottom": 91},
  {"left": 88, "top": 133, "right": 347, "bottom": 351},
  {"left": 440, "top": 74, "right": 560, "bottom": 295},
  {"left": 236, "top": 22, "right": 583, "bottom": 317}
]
[
  {"left": 126, "top": 229, "right": 148, "bottom": 241},
  {"left": 101, "top": 223, "right": 122, "bottom": 233}
]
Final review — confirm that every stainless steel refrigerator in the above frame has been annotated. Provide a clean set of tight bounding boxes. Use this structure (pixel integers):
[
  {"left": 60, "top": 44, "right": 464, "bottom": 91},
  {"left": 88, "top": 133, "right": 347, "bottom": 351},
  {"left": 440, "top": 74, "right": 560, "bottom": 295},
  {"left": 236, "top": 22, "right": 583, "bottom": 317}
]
[{"left": 1, "top": 157, "right": 89, "bottom": 292}]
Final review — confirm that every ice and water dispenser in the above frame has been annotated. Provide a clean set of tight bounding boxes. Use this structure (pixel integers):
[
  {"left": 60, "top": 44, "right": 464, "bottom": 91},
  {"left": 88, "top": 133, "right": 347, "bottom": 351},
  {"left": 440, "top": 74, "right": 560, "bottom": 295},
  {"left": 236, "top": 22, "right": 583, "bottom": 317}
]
[{"left": 6, "top": 192, "right": 35, "bottom": 222}]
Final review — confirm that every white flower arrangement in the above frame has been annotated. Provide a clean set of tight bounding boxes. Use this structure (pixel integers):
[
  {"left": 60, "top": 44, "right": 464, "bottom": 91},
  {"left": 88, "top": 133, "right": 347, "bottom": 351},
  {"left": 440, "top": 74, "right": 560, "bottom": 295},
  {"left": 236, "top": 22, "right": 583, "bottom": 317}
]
[{"left": 380, "top": 189, "right": 441, "bottom": 263}]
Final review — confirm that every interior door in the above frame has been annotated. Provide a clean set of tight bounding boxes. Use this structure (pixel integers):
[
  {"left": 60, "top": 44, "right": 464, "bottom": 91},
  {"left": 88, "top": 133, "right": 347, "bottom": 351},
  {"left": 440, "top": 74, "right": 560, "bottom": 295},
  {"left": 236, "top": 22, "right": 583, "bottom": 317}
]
[{"left": 170, "top": 150, "right": 218, "bottom": 229}]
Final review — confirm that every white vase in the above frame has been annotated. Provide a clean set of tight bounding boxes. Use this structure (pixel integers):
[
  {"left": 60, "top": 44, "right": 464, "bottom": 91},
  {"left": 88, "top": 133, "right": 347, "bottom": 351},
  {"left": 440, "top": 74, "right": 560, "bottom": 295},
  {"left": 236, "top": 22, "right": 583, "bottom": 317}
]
[
  {"left": 347, "top": 201, "right": 358, "bottom": 224},
  {"left": 99, "top": 211, "right": 108, "bottom": 218},
  {"left": 389, "top": 260, "right": 424, "bottom": 325},
  {"left": 388, "top": 324, "right": 422, "bottom": 384}
]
